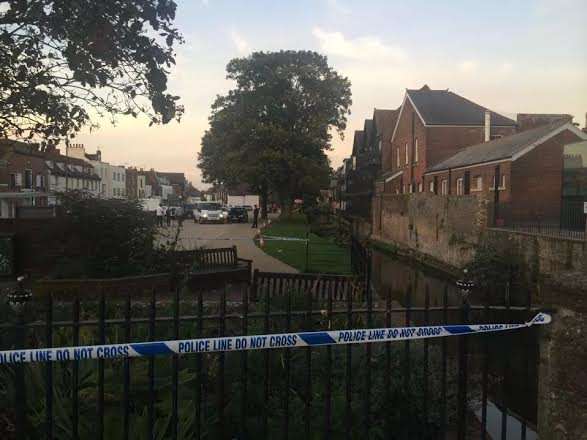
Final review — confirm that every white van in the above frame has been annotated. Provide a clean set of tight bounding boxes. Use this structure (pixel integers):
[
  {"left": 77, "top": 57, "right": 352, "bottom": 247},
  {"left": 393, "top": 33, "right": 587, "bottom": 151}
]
[{"left": 193, "top": 202, "right": 227, "bottom": 224}]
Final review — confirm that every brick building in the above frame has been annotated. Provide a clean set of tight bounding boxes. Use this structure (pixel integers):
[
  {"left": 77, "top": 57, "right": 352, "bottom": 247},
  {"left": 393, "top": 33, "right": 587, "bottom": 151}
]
[
  {"left": 424, "top": 119, "right": 587, "bottom": 225},
  {"left": 384, "top": 85, "right": 517, "bottom": 194},
  {"left": 0, "top": 140, "right": 100, "bottom": 217}
]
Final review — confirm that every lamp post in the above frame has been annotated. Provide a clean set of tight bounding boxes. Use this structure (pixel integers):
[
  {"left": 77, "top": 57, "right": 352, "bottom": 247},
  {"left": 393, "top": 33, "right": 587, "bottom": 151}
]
[
  {"left": 7, "top": 275, "right": 32, "bottom": 440},
  {"left": 456, "top": 268, "right": 475, "bottom": 440}
]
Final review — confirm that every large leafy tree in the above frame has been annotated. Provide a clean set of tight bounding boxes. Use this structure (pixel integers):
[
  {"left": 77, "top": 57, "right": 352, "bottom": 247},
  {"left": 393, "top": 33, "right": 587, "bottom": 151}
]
[
  {"left": 0, "top": 0, "right": 183, "bottom": 146},
  {"left": 198, "top": 50, "right": 351, "bottom": 216}
]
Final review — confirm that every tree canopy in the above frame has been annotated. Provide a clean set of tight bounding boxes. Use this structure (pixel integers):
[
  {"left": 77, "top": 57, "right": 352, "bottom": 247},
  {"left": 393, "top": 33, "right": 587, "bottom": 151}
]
[
  {"left": 198, "top": 50, "right": 352, "bottom": 214},
  {"left": 0, "top": 0, "right": 184, "bottom": 145}
]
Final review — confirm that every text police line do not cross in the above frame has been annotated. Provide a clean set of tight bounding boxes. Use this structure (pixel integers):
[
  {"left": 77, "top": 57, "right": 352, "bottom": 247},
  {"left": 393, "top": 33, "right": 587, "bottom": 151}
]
[{"left": 0, "top": 313, "right": 551, "bottom": 365}]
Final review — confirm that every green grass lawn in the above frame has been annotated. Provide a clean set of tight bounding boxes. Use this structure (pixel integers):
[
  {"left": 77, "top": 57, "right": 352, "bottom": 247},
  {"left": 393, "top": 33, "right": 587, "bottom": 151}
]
[{"left": 259, "top": 214, "right": 351, "bottom": 274}]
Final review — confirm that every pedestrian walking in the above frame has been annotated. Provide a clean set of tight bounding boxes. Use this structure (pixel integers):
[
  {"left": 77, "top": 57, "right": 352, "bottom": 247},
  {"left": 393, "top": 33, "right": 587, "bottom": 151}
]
[
  {"left": 156, "top": 205, "right": 164, "bottom": 227},
  {"left": 251, "top": 205, "right": 259, "bottom": 228},
  {"left": 165, "top": 206, "right": 171, "bottom": 227}
]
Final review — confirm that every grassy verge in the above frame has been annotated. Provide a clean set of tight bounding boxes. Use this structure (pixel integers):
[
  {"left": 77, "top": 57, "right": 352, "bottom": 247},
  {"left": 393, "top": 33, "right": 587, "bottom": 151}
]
[{"left": 259, "top": 214, "right": 351, "bottom": 274}]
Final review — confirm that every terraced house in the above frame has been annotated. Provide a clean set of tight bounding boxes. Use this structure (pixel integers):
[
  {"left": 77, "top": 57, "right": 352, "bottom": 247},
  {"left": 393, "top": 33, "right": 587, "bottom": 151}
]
[
  {"left": 383, "top": 85, "right": 517, "bottom": 194},
  {"left": 344, "top": 109, "right": 399, "bottom": 234}
]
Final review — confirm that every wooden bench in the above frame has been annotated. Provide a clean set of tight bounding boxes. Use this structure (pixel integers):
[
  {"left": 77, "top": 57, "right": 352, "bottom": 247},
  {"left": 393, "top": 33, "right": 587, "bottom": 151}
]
[{"left": 186, "top": 246, "right": 252, "bottom": 290}]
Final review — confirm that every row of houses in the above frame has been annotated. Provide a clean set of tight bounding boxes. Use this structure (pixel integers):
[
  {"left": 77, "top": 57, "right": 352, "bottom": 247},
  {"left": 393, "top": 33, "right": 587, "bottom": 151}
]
[
  {"left": 0, "top": 140, "right": 198, "bottom": 218},
  {"left": 334, "top": 85, "right": 587, "bottom": 232}
]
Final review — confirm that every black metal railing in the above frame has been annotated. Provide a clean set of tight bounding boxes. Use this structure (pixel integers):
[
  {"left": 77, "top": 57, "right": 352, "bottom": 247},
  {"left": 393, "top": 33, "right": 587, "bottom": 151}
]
[{"left": 0, "top": 269, "right": 543, "bottom": 439}]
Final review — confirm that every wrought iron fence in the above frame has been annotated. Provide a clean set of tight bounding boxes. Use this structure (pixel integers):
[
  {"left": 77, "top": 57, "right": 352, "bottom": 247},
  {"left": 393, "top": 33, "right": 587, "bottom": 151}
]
[
  {"left": 0, "top": 266, "right": 544, "bottom": 440},
  {"left": 489, "top": 200, "right": 586, "bottom": 241}
]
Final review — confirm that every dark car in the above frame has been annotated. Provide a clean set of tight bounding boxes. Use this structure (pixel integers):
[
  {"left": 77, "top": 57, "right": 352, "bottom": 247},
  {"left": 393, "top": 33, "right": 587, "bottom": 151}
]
[
  {"left": 227, "top": 207, "right": 248, "bottom": 223},
  {"left": 182, "top": 204, "right": 195, "bottom": 219}
]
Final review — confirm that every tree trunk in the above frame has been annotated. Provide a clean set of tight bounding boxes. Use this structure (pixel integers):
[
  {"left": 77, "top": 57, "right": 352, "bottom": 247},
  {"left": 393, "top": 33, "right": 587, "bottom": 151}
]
[{"left": 260, "top": 184, "right": 268, "bottom": 220}]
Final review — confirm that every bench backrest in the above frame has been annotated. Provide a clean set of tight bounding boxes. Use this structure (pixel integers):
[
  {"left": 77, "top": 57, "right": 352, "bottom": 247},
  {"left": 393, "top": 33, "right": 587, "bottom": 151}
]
[{"left": 194, "top": 246, "right": 238, "bottom": 268}]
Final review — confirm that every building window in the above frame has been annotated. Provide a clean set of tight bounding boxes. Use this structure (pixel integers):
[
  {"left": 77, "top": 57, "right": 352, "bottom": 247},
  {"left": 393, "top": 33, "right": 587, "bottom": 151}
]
[
  {"left": 472, "top": 176, "right": 483, "bottom": 191},
  {"left": 418, "top": 182, "right": 423, "bottom": 192},
  {"left": 24, "top": 169, "right": 32, "bottom": 189},
  {"left": 352, "top": 156, "right": 356, "bottom": 170},
  {"left": 490, "top": 134, "right": 503, "bottom": 140},
  {"left": 405, "top": 143, "right": 409, "bottom": 165},
  {"left": 456, "top": 178, "right": 464, "bottom": 195},
  {"left": 441, "top": 179, "right": 448, "bottom": 195},
  {"left": 429, "top": 180, "right": 435, "bottom": 193},
  {"left": 9, "top": 173, "right": 16, "bottom": 189},
  {"left": 396, "top": 148, "right": 400, "bottom": 168},
  {"left": 378, "top": 140, "right": 382, "bottom": 151},
  {"left": 414, "top": 138, "right": 419, "bottom": 163},
  {"left": 491, "top": 175, "right": 506, "bottom": 190}
]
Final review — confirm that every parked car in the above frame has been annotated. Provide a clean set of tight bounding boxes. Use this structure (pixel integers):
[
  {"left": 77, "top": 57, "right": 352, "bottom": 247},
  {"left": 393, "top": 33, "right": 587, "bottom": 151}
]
[
  {"left": 227, "top": 207, "right": 248, "bottom": 223},
  {"left": 182, "top": 204, "right": 195, "bottom": 219},
  {"left": 193, "top": 202, "right": 227, "bottom": 223}
]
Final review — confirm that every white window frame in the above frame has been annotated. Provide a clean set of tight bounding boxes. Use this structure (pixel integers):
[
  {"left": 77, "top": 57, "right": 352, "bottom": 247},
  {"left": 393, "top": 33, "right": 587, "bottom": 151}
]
[
  {"left": 490, "top": 175, "right": 507, "bottom": 190},
  {"left": 396, "top": 148, "right": 400, "bottom": 168},
  {"left": 471, "top": 175, "right": 483, "bottom": 192},
  {"left": 441, "top": 179, "right": 448, "bottom": 195},
  {"left": 405, "top": 143, "right": 409, "bottom": 165},
  {"left": 429, "top": 180, "right": 435, "bottom": 193},
  {"left": 418, "top": 182, "right": 423, "bottom": 192},
  {"left": 414, "top": 138, "right": 419, "bottom": 163},
  {"left": 456, "top": 178, "right": 464, "bottom": 195}
]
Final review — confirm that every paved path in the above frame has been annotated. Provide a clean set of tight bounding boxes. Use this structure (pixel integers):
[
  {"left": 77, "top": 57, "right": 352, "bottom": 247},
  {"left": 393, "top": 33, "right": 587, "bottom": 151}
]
[{"left": 159, "top": 219, "right": 298, "bottom": 273}]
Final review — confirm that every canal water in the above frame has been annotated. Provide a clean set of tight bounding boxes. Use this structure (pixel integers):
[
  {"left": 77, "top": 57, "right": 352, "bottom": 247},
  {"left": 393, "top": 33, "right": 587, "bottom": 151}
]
[{"left": 370, "top": 249, "right": 539, "bottom": 439}]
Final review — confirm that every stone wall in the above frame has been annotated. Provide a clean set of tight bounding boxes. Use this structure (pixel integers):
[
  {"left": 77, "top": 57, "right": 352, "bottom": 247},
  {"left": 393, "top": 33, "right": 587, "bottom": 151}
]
[
  {"left": 536, "top": 273, "right": 587, "bottom": 440},
  {"left": 486, "top": 229, "right": 586, "bottom": 276},
  {"left": 372, "top": 193, "right": 489, "bottom": 269},
  {"left": 373, "top": 193, "right": 587, "bottom": 274}
]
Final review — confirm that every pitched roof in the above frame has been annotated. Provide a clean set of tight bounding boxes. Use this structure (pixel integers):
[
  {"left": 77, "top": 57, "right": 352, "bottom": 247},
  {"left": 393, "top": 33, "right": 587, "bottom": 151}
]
[
  {"left": 373, "top": 108, "right": 400, "bottom": 142},
  {"left": 352, "top": 131, "right": 364, "bottom": 156},
  {"left": 363, "top": 119, "right": 375, "bottom": 149},
  {"left": 426, "top": 119, "right": 583, "bottom": 173},
  {"left": 406, "top": 87, "right": 516, "bottom": 127},
  {"left": 156, "top": 172, "right": 186, "bottom": 186}
]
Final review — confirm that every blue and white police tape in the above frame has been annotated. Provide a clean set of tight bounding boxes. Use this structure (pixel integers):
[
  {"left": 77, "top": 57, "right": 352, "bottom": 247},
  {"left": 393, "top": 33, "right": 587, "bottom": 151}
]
[
  {"left": 176, "top": 236, "right": 308, "bottom": 242},
  {"left": 0, "top": 313, "right": 551, "bottom": 364}
]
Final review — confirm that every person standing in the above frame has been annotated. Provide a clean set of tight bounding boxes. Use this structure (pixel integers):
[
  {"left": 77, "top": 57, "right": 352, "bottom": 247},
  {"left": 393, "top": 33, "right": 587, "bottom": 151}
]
[
  {"left": 156, "top": 205, "right": 164, "bottom": 227},
  {"left": 251, "top": 205, "right": 259, "bottom": 228},
  {"left": 165, "top": 206, "right": 171, "bottom": 227}
]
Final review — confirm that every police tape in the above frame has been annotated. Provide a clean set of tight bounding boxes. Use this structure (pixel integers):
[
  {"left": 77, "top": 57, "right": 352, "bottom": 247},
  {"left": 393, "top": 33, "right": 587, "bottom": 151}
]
[
  {"left": 0, "top": 313, "right": 551, "bottom": 364},
  {"left": 176, "top": 236, "right": 308, "bottom": 242}
]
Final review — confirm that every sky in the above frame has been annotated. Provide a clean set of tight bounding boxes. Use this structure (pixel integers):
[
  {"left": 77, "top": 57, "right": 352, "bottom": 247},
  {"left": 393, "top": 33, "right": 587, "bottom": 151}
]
[{"left": 74, "top": 0, "right": 587, "bottom": 189}]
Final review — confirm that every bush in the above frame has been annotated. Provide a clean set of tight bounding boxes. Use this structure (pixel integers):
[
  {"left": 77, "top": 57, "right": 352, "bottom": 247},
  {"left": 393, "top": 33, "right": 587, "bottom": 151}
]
[{"left": 53, "top": 192, "right": 170, "bottom": 278}]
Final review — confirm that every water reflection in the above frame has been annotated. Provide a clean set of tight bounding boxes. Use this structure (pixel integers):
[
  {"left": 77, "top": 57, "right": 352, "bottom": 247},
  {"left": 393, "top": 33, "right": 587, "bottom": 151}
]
[{"left": 370, "top": 249, "right": 539, "bottom": 436}]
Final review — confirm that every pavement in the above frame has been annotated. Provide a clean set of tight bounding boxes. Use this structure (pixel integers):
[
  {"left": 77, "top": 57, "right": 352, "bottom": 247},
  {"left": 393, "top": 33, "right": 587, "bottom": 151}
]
[{"left": 158, "top": 218, "right": 298, "bottom": 273}]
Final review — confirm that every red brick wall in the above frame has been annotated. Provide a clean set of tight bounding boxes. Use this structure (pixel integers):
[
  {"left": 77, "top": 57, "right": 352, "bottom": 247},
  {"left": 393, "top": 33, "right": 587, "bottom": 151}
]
[
  {"left": 0, "top": 151, "right": 49, "bottom": 192},
  {"left": 510, "top": 129, "right": 581, "bottom": 224},
  {"left": 390, "top": 99, "right": 426, "bottom": 191},
  {"left": 425, "top": 162, "right": 512, "bottom": 202},
  {"left": 391, "top": 99, "right": 516, "bottom": 194},
  {"left": 426, "top": 125, "right": 516, "bottom": 171}
]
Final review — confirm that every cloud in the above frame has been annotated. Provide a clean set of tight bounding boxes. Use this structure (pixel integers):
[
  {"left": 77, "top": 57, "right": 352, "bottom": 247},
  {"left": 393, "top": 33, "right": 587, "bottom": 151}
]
[
  {"left": 325, "top": 0, "right": 350, "bottom": 15},
  {"left": 457, "top": 60, "right": 478, "bottom": 74},
  {"left": 312, "top": 27, "right": 405, "bottom": 62},
  {"left": 230, "top": 30, "right": 250, "bottom": 55}
]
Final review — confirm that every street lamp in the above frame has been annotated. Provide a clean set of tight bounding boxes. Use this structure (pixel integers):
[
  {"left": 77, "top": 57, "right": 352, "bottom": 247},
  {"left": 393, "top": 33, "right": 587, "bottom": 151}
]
[
  {"left": 456, "top": 268, "right": 475, "bottom": 304},
  {"left": 7, "top": 275, "right": 32, "bottom": 313}
]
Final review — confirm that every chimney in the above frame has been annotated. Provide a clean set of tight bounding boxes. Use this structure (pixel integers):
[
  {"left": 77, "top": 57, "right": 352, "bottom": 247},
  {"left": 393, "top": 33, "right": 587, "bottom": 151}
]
[{"left": 484, "top": 110, "right": 491, "bottom": 142}]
